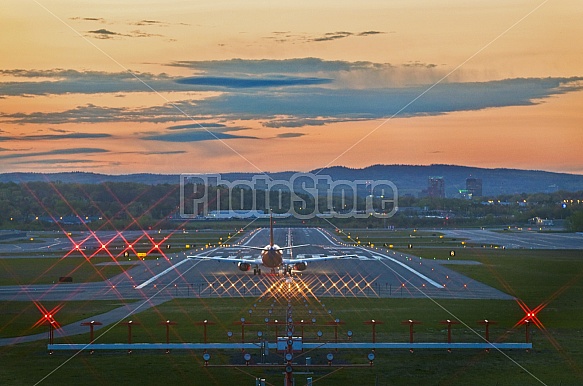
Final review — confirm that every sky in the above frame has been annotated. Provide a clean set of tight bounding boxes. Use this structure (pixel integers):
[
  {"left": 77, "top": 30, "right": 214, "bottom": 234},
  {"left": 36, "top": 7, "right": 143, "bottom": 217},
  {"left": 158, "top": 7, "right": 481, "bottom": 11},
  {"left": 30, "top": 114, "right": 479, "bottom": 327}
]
[{"left": 1, "top": 0, "right": 582, "bottom": 175}]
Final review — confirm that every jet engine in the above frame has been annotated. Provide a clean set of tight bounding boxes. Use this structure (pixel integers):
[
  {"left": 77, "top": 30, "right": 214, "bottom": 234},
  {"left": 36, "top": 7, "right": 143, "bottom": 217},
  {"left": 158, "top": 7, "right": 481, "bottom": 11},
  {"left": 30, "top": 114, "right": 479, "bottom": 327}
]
[
  {"left": 238, "top": 262, "right": 251, "bottom": 271},
  {"left": 293, "top": 262, "right": 307, "bottom": 271}
]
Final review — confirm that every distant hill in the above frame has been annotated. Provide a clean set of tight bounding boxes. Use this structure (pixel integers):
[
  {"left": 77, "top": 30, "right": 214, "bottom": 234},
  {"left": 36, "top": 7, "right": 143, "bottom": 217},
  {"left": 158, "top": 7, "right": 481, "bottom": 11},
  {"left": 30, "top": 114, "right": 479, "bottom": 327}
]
[
  {"left": 2, "top": 165, "right": 582, "bottom": 196},
  {"left": 0, "top": 172, "right": 181, "bottom": 185},
  {"left": 307, "top": 165, "right": 583, "bottom": 196}
]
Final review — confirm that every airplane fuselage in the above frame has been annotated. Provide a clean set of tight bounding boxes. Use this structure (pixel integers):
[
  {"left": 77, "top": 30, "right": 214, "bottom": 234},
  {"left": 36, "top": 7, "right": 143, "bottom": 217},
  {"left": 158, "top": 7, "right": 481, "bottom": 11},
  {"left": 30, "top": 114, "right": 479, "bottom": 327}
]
[{"left": 261, "top": 244, "right": 283, "bottom": 268}]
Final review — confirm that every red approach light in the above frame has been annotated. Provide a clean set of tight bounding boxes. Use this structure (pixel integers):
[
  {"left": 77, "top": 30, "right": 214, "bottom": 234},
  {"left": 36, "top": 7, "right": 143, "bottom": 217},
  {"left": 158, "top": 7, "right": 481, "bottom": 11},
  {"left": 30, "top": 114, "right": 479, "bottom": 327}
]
[
  {"left": 32, "top": 302, "right": 63, "bottom": 329},
  {"left": 514, "top": 299, "right": 546, "bottom": 329}
]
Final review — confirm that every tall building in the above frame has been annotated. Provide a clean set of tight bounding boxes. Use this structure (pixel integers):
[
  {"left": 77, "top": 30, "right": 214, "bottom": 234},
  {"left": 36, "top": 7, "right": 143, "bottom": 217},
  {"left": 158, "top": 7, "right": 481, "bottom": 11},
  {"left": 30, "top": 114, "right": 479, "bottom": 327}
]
[
  {"left": 427, "top": 177, "right": 445, "bottom": 198},
  {"left": 466, "top": 178, "right": 483, "bottom": 197}
]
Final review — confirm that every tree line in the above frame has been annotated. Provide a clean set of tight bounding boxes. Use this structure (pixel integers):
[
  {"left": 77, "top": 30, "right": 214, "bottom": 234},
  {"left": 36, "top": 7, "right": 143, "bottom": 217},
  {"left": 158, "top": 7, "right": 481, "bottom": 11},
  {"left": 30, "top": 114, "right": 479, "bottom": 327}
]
[{"left": 0, "top": 181, "right": 582, "bottom": 231}]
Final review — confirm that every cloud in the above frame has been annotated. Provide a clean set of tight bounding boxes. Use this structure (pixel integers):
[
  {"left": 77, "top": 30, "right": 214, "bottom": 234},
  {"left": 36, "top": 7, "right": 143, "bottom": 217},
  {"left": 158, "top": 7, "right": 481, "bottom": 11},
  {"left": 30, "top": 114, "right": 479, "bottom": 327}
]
[
  {"left": 1, "top": 105, "right": 124, "bottom": 124},
  {"left": 3, "top": 77, "right": 582, "bottom": 127},
  {"left": 357, "top": 31, "right": 386, "bottom": 36},
  {"left": 132, "top": 19, "right": 164, "bottom": 26},
  {"left": 12, "top": 158, "right": 100, "bottom": 165},
  {"left": 144, "top": 122, "right": 256, "bottom": 142},
  {"left": 3, "top": 147, "right": 187, "bottom": 164},
  {"left": 0, "top": 69, "right": 176, "bottom": 97},
  {"left": 186, "top": 77, "right": 583, "bottom": 122},
  {"left": 175, "top": 75, "right": 332, "bottom": 89},
  {"left": 166, "top": 123, "right": 228, "bottom": 130},
  {"left": 86, "top": 28, "right": 164, "bottom": 39},
  {"left": 71, "top": 14, "right": 172, "bottom": 39},
  {"left": 128, "top": 30, "right": 164, "bottom": 38},
  {"left": 141, "top": 130, "right": 257, "bottom": 142},
  {"left": 1, "top": 60, "right": 582, "bottom": 129},
  {"left": 70, "top": 17, "right": 106, "bottom": 23},
  {"left": 311, "top": 31, "right": 353, "bottom": 42},
  {"left": 263, "top": 117, "right": 366, "bottom": 128},
  {"left": 0, "top": 102, "right": 203, "bottom": 125},
  {"left": 89, "top": 29, "right": 117, "bottom": 35},
  {"left": 26, "top": 133, "right": 112, "bottom": 140},
  {"left": 0, "top": 147, "right": 109, "bottom": 160},
  {"left": 0, "top": 59, "right": 433, "bottom": 98},
  {"left": 70, "top": 16, "right": 188, "bottom": 31},
  {"left": 276, "top": 132, "right": 305, "bottom": 138},
  {"left": 263, "top": 31, "right": 387, "bottom": 44},
  {"left": 0, "top": 146, "right": 30, "bottom": 152},
  {"left": 87, "top": 29, "right": 127, "bottom": 39},
  {"left": 118, "top": 150, "right": 187, "bottom": 155},
  {"left": 167, "top": 57, "right": 390, "bottom": 74},
  {"left": 0, "top": 131, "right": 112, "bottom": 141},
  {"left": 48, "top": 128, "right": 71, "bottom": 133},
  {"left": 403, "top": 61, "right": 438, "bottom": 69},
  {"left": 166, "top": 58, "right": 449, "bottom": 88}
]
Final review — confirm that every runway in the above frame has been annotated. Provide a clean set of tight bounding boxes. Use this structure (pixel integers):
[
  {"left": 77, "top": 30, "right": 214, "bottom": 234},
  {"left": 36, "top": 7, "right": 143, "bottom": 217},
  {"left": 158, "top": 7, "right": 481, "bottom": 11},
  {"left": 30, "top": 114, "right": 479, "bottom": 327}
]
[
  {"left": 0, "top": 227, "right": 512, "bottom": 303},
  {"left": 0, "top": 227, "right": 524, "bottom": 345},
  {"left": 177, "top": 227, "right": 512, "bottom": 301}
]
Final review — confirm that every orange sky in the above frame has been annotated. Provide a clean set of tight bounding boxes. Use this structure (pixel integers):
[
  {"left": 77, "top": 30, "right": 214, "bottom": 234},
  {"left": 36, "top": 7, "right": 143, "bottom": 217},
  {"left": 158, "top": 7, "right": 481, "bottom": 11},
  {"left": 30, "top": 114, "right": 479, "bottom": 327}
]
[{"left": 1, "top": 1, "right": 582, "bottom": 175}]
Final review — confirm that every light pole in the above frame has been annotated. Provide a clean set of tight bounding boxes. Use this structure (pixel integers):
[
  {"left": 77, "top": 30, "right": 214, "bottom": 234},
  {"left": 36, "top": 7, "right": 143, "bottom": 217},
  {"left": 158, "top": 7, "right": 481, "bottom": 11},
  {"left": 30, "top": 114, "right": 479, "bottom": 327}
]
[
  {"left": 401, "top": 320, "right": 421, "bottom": 351},
  {"left": 439, "top": 319, "right": 461, "bottom": 351},
  {"left": 120, "top": 321, "right": 140, "bottom": 354},
  {"left": 160, "top": 320, "right": 177, "bottom": 353}
]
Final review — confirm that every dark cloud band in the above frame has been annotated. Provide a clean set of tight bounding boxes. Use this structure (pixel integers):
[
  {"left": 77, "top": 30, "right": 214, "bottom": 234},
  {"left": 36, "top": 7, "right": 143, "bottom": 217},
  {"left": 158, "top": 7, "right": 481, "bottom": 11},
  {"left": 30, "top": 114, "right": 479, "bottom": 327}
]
[{"left": 175, "top": 76, "right": 332, "bottom": 89}]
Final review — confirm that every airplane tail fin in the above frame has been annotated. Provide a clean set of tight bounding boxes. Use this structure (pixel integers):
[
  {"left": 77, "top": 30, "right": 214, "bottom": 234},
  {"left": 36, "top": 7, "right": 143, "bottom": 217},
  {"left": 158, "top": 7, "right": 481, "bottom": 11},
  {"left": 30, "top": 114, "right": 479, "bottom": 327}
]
[{"left": 269, "top": 211, "right": 274, "bottom": 247}]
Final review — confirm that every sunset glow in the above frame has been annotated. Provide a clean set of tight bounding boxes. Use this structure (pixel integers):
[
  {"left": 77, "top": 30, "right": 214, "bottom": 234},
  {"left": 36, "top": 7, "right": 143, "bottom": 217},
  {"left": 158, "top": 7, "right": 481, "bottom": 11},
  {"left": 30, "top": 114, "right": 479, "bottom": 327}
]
[{"left": 1, "top": 1, "right": 582, "bottom": 174}]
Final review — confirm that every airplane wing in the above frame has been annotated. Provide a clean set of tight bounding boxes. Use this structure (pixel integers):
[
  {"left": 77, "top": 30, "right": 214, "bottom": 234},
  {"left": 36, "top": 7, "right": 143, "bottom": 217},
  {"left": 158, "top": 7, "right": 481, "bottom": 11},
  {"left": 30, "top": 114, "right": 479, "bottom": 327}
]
[
  {"left": 237, "top": 244, "right": 310, "bottom": 251},
  {"left": 187, "top": 255, "right": 262, "bottom": 264},
  {"left": 282, "top": 254, "right": 357, "bottom": 264},
  {"left": 237, "top": 246, "right": 266, "bottom": 251},
  {"left": 278, "top": 244, "right": 310, "bottom": 251}
]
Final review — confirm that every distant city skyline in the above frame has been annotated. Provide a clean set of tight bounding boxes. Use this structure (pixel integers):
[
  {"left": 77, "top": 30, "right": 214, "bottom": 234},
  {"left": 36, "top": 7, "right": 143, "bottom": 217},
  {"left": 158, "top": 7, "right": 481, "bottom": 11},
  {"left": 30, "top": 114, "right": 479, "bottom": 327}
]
[{"left": 1, "top": 1, "right": 582, "bottom": 175}]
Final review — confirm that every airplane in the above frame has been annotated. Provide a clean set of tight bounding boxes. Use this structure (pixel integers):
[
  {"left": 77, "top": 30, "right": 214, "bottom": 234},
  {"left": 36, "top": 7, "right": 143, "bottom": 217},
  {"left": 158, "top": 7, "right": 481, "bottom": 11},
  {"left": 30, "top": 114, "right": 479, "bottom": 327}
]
[{"left": 187, "top": 214, "right": 355, "bottom": 275}]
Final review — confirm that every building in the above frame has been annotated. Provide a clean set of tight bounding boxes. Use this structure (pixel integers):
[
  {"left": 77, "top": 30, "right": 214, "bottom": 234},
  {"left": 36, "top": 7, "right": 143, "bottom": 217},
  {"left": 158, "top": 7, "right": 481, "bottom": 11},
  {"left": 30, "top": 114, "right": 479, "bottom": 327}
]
[
  {"left": 427, "top": 177, "right": 445, "bottom": 198},
  {"left": 466, "top": 178, "right": 483, "bottom": 197}
]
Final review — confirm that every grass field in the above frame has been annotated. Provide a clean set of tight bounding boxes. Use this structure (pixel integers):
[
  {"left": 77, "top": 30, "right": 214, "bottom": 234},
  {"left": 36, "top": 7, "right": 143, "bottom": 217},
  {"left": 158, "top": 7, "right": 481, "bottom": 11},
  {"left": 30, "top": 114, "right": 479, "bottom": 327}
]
[
  {"left": 1, "top": 243, "right": 583, "bottom": 384},
  {"left": 2, "top": 295, "right": 582, "bottom": 385},
  {"left": 0, "top": 301, "right": 135, "bottom": 339},
  {"left": 0, "top": 257, "right": 136, "bottom": 286}
]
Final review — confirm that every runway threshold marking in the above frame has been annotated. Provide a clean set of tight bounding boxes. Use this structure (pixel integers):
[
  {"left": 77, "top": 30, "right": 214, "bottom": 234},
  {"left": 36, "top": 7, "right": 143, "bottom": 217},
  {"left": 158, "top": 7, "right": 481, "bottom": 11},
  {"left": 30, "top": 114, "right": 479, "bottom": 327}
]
[
  {"left": 314, "top": 228, "right": 443, "bottom": 287},
  {"left": 135, "top": 258, "right": 191, "bottom": 289}
]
